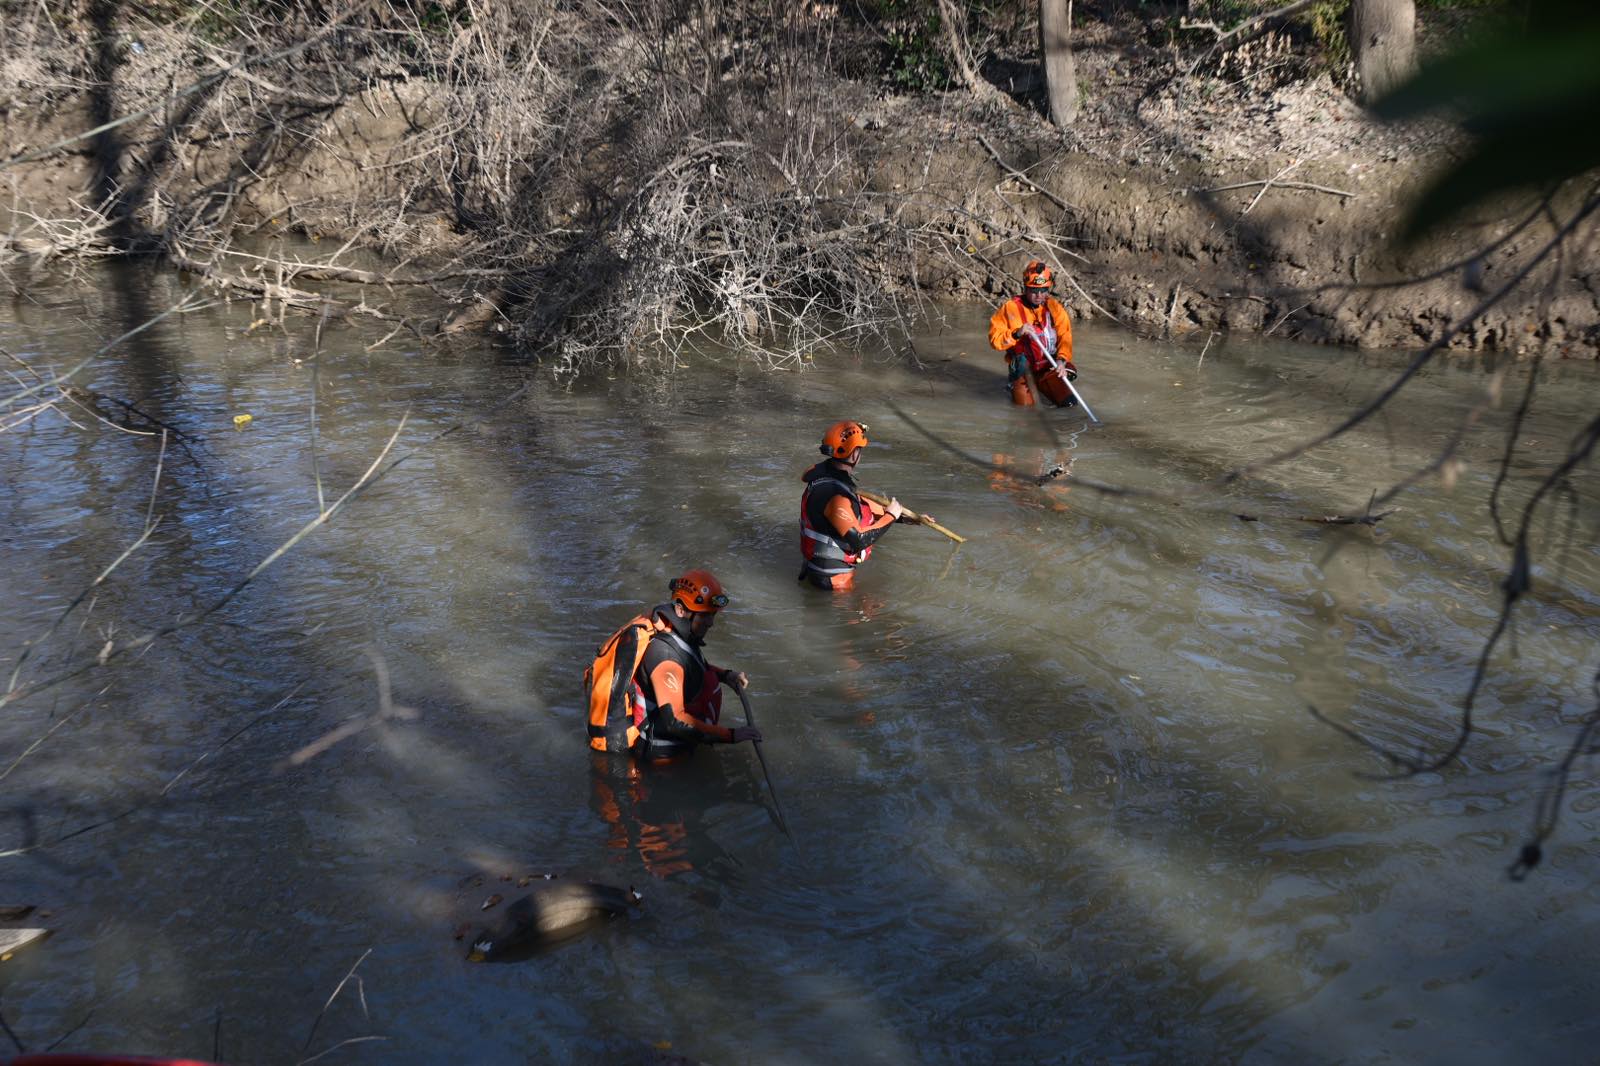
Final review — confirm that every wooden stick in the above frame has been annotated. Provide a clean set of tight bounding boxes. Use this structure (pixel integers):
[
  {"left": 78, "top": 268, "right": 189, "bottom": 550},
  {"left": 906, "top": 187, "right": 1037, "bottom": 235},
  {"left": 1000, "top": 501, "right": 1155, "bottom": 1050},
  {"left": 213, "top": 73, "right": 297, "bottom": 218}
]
[
  {"left": 975, "top": 133, "right": 1079, "bottom": 213},
  {"left": 1243, "top": 159, "right": 1304, "bottom": 215},
  {"left": 859, "top": 489, "right": 967, "bottom": 544},
  {"left": 1200, "top": 179, "right": 1357, "bottom": 199}
]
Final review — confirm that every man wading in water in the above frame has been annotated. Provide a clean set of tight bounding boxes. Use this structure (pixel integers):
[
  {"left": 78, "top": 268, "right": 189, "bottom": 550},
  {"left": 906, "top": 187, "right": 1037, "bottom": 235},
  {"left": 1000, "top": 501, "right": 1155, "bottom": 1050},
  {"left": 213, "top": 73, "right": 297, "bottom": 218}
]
[
  {"left": 799, "top": 420, "right": 932, "bottom": 591},
  {"left": 989, "top": 260, "right": 1078, "bottom": 407},
  {"left": 585, "top": 570, "right": 760, "bottom": 760}
]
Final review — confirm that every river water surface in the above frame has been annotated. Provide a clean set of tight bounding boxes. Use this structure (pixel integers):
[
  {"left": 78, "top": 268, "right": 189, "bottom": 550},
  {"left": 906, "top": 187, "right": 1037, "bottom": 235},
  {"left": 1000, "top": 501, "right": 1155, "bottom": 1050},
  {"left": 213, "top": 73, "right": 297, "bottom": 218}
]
[{"left": 2, "top": 268, "right": 1598, "bottom": 1064}]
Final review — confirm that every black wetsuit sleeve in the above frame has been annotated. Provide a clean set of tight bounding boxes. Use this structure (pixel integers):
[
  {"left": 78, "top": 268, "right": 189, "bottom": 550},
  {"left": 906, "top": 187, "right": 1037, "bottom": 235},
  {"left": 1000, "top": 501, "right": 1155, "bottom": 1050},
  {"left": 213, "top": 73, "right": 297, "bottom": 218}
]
[
  {"left": 814, "top": 480, "right": 891, "bottom": 554},
  {"left": 840, "top": 523, "right": 890, "bottom": 552}
]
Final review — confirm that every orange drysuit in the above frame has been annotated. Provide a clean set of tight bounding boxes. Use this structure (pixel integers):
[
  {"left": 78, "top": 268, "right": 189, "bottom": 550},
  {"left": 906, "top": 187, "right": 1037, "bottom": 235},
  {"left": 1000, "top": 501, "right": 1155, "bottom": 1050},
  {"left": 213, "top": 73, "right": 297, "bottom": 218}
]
[{"left": 989, "top": 295, "right": 1073, "bottom": 364}]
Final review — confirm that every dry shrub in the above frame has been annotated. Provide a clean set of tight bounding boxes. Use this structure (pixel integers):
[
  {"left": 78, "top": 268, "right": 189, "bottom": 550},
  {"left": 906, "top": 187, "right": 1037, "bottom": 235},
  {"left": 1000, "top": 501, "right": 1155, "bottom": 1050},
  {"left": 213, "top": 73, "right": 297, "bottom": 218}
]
[
  {"left": 400, "top": 0, "right": 964, "bottom": 370},
  {"left": 3, "top": 0, "right": 979, "bottom": 372}
]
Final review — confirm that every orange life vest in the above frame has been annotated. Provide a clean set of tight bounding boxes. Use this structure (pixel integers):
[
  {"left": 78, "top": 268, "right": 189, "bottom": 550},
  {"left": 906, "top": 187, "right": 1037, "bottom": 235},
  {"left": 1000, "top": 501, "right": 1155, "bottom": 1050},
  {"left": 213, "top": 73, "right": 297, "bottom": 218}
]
[
  {"left": 584, "top": 613, "right": 666, "bottom": 752},
  {"left": 1011, "top": 296, "right": 1061, "bottom": 372}
]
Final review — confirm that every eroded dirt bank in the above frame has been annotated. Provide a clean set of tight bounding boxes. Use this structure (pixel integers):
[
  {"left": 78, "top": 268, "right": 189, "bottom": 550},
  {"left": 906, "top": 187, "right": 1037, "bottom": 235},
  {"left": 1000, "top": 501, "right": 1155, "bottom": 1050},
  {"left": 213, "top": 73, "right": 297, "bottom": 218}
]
[{"left": 4, "top": 69, "right": 1595, "bottom": 359}]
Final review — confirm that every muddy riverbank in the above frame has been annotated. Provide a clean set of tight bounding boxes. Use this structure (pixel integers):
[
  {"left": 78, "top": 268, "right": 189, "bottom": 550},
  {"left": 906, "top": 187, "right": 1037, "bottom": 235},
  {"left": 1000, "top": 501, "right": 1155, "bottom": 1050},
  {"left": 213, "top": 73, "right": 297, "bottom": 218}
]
[{"left": 1, "top": 8, "right": 1595, "bottom": 361}]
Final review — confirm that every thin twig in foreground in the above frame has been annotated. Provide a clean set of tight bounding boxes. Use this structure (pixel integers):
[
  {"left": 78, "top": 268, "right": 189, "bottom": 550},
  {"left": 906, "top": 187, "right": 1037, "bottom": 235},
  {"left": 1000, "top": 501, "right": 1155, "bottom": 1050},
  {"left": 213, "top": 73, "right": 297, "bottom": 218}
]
[
  {"left": 0, "top": 412, "right": 410, "bottom": 709},
  {"left": 299, "top": 948, "right": 374, "bottom": 1062},
  {"left": 6, "top": 431, "right": 169, "bottom": 694},
  {"left": 1, "top": 295, "right": 210, "bottom": 412}
]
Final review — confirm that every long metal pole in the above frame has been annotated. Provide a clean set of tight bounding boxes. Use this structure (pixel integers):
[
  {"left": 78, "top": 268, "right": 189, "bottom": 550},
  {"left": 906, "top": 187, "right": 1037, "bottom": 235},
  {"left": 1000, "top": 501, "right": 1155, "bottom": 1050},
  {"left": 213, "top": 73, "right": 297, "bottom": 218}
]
[
  {"left": 1024, "top": 326, "right": 1101, "bottom": 424},
  {"left": 735, "top": 686, "right": 798, "bottom": 852},
  {"left": 1062, "top": 376, "right": 1099, "bottom": 424}
]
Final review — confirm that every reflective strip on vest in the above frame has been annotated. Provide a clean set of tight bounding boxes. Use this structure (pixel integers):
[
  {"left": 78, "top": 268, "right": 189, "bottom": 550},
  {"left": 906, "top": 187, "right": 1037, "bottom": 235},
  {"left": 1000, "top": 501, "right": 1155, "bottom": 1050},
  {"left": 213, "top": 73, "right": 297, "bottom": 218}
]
[
  {"left": 802, "top": 558, "right": 853, "bottom": 576},
  {"left": 802, "top": 525, "right": 850, "bottom": 562}
]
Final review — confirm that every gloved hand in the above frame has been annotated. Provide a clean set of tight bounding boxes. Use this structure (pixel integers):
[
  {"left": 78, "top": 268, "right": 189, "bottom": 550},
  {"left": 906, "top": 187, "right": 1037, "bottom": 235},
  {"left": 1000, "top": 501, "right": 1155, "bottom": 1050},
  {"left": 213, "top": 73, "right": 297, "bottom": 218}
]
[
  {"left": 1012, "top": 326, "right": 1027, "bottom": 340},
  {"left": 1061, "top": 360, "right": 1078, "bottom": 381}
]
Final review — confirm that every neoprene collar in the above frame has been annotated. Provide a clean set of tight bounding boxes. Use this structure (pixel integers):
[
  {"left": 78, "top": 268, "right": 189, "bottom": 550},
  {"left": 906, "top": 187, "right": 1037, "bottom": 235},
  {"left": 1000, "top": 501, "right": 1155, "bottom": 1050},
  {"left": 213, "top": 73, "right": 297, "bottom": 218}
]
[{"left": 651, "top": 602, "right": 705, "bottom": 649}]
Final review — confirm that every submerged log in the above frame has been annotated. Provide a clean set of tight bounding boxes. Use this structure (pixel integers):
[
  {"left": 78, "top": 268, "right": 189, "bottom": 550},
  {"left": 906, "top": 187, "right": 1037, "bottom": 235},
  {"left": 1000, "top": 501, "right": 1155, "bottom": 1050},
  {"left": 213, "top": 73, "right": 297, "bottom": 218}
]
[
  {"left": 1233, "top": 510, "right": 1396, "bottom": 526},
  {"left": 1297, "top": 509, "right": 1397, "bottom": 526}
]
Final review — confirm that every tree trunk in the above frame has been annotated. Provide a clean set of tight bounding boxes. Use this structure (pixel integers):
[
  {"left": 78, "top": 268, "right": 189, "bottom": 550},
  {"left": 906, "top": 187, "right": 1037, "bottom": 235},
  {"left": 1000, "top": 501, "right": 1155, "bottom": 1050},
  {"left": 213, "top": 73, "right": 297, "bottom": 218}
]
[
  {"left": 1039, "top": 0, "right": 1079, "bottom": 127},
  {"left": 938, "top": 0, "right": 1010, "bottom": 107},
  {"left": 1349, "top": 0, "right": 1417, "bottom": 103}
]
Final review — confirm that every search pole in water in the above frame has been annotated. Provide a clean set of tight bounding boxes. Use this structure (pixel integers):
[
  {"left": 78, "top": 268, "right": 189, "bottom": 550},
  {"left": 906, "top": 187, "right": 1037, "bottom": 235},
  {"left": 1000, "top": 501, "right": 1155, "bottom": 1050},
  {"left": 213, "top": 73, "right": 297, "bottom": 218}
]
[
  {"left": 735, "top": 686, "right": 800, "bottom": 855},
  {"left": 1062, "top": 376, "right": 1099, "bottom": 424},
  {"left": 1026, "top": 327, "right": 1100, "bottom": 424}
]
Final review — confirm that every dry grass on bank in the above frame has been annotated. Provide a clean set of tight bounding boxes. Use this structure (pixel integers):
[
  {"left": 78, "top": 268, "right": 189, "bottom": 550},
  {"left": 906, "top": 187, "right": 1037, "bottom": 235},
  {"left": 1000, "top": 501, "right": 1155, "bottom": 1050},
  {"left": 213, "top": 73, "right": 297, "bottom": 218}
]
[
  {"left": 0, "top": 0, "right": 1023, "bottom": 371},
  {"left": 2, "top": 1, "right": 1590, "bottom": 365}
]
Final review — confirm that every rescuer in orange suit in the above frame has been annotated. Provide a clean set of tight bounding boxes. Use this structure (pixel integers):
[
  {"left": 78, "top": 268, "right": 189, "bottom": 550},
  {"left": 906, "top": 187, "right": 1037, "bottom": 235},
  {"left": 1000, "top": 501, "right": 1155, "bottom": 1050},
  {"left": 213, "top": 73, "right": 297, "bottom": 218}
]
[
  {"left": 799, "top": 420, "right": 932, "bottom": 590},
  {"left": 989, "top": 260, "right": 1077, "bottom": 406},
  {"left": 634, "top": 570, "right": 761, "bottom": 760},
  {"left": 585, "top": 569, "right": 762, "bottom": 761}
]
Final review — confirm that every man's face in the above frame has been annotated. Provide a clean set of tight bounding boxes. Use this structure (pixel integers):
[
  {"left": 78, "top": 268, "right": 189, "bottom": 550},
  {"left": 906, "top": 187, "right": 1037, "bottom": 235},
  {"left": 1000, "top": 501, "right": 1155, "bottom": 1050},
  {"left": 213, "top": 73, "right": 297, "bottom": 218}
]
[
  {"left": 1023, "top": 286, "right": 1049, "bottom": 308},
  {"left": 689, "top": 610, "right": 716, "bottom": 640}
]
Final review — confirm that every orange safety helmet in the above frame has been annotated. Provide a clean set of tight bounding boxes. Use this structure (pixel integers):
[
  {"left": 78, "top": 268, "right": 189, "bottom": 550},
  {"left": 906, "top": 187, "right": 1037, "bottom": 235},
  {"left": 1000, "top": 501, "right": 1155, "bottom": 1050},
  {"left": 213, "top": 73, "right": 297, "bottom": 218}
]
[
  {"left": 1023, "top": 260, "right": 1054, "bottom": 290},
  {"left": 820, "top": 420, "right": 870, "bottom": 459},
  {"left": 669, "top": 569, "right": 729, "bottom": 613}
]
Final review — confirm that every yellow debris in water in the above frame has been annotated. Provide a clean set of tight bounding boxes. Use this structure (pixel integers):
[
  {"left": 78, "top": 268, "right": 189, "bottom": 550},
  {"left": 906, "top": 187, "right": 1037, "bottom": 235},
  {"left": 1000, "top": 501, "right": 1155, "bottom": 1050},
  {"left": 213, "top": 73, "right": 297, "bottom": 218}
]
[{"left": 233, "top": 413, "right": 253, "bottom": 428}]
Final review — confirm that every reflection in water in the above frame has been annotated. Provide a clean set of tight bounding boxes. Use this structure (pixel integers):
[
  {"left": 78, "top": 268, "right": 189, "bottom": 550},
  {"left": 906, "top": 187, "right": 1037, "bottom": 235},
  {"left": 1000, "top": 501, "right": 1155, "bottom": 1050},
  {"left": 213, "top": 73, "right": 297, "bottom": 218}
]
[
  {"left": 989, "top": 449, "right": 1074, "bottom": 512},
  {"left": 590, "top": 751, "right": 760, "bottom": 884},
  {"left": 1, "top": 269, "right": 1598, "bottom": 1062}
]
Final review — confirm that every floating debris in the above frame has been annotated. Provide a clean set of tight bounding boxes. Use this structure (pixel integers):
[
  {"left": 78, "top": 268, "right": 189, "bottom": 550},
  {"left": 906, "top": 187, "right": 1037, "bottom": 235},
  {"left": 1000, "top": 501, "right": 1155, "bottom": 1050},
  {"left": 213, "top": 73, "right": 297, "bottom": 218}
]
[
  {"left": 467, "top": 882, "right": 642, "bottom": 962},
  {"left": 0, "top": 927, "right": 51, "bottom": 961}
]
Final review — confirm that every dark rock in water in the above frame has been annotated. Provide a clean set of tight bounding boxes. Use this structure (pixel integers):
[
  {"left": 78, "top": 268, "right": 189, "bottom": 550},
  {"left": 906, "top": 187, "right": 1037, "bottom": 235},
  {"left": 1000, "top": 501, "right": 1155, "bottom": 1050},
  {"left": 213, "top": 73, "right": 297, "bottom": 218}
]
[{"left": 466, "top": 882, "right": 641, "bottom": 961}]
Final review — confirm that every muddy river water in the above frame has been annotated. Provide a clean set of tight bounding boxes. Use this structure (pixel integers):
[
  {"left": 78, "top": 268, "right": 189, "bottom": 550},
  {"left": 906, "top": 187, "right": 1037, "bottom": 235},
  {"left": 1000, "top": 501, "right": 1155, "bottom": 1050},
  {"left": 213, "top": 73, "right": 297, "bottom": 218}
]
[{"left": 2, "top": 266, "right": 1598, "bottom": 1063}]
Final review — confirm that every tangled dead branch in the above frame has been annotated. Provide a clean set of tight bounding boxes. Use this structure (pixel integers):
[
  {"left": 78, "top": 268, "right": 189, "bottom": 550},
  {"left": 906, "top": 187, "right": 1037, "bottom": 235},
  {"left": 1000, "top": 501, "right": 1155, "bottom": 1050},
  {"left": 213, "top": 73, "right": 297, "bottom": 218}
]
[{"left": 1, "top": 0, "right": 1000, "bottom": 371}]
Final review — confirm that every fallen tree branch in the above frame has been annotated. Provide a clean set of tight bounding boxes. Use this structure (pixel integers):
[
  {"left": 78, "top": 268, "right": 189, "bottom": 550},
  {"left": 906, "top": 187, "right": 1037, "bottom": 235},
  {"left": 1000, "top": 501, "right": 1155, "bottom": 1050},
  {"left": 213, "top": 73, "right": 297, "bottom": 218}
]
[
  {"left": 1202, "top": 179, "right": 1357, "bottom": 199},
  {"left": 1296, "top": 509, "right": 1397, "bottom": 526},
  {"left": 1244, "top": 159, "right": 1305, "bottom": 214},
  {"left": 169, "top": 247, "right": 426, "bottom": 330},
  {"left": 1, "top": 296, "right": 209, "bottom": 413},
  {"left": 1232, "top": 509, "right": 1395, "bottom": 525},
  {"left": 210, "top": 247, "right": 506, "bottom": 286},
  {"left": 975, "top": 134, "right": 1078, "bottom": 214},
  {"left": 1182, "top": 0, "right": 1321, "bottom": 74},
  {"left": 0, "top": 411, "right": 411, "bottom": 710}
]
